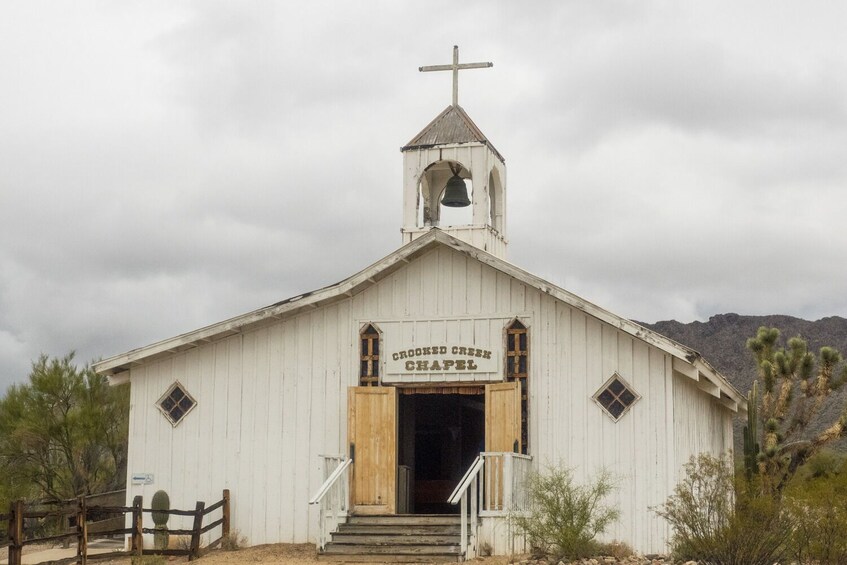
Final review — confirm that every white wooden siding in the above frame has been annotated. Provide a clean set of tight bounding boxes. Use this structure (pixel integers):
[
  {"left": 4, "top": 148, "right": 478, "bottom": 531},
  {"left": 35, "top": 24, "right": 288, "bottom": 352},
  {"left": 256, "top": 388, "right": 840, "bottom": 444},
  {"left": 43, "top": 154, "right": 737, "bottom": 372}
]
[{"left": 125, "top": 245, "right": 735, "bottom": 553}]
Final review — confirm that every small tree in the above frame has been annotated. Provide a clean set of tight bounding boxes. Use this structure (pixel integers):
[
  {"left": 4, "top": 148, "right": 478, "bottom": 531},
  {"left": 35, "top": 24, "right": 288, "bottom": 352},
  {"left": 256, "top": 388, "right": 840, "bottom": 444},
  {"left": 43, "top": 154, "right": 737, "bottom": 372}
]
[
  {"left": 744, "top": 327, "right": 847, "bottom": 494},
  {"left": 0, "top": 353, "right": 129, "bottom": 505},
  {"left": 512, "top": 464, "right": 619, "bottom": 560}
]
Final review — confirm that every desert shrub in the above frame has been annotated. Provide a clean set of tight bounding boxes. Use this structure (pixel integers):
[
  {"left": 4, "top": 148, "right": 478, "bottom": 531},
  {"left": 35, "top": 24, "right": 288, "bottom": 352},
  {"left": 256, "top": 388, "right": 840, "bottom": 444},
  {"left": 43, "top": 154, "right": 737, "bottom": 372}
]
[
  {"left": 512, "top": 464, "right": 619, "bottom": 560},
  {"left": 596, "top": 539, "right": 633, "bottom": 559},
  {"left": 793, "top": 448, "right": 847, "bottom": 482},
  {"left": 220, "top": 529, "right": 247, "bottom": 551},
  {"left": 784, "top": 465, "right": 847, "bottom": 564},
  {"left": 656, "top": 453, "right": 792, "bottom": 565}
]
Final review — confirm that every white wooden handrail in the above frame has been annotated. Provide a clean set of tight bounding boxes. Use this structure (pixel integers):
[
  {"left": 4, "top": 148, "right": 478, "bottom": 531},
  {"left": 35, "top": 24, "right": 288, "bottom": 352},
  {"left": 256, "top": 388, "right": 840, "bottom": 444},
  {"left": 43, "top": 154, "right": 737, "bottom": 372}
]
[
  {"left": 448, "top": 456, "right": 485, "bottom": 559},
  {"left": 309, "top": 457, "right": 352, "bottom": 551},
  {"left": 449, "top": 452, "right": 534, "bottom": 559},
  {"left": 448, "top": 456, "right": 484, "bottom": 504},
  {"left": 309, "top": 458, "right": 351, "bottom": 505}
]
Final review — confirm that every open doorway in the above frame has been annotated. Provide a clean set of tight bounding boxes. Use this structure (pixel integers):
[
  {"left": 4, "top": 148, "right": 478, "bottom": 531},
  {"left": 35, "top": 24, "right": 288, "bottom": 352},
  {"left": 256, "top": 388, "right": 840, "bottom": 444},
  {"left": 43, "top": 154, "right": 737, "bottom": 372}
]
[{"left": 398, "top": 392, "right": 484, "bottom": 514}]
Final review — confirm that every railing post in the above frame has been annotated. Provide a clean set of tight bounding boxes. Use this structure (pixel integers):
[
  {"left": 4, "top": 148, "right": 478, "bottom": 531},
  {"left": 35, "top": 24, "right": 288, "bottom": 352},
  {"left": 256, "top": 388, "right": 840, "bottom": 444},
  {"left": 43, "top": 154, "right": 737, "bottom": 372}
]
[
  {"left": 504, "top": 453, "right": 514, "bottom": 512},
  {"left": 131, "top": 496, "right": 143, "bottom": 556},
  {"left": 189, "top": 501, "right": 205, "bottom": 560},
  {"left": 221, "top": 490, "right": 231, "bottom": 540},
  {"left": 8, "top": 500, "right": 23, "bottom": 565},
  {"left": 341, "top": 464, "right": 349, "bottom": 513},
  {"left": 470, "top": 475, "right": 478, "bottom": 558},
  {"left": 77, "top": 496, "right": 88, "bottom": 565},
  {"left": 317, "top": 470, "right": 329, "bottom": 550},
  {"left": 460, "top": 493, "right": 468, "bottom": 558},
  {"left": 310, "top": 458, "right": 353, "bottom": 554}
]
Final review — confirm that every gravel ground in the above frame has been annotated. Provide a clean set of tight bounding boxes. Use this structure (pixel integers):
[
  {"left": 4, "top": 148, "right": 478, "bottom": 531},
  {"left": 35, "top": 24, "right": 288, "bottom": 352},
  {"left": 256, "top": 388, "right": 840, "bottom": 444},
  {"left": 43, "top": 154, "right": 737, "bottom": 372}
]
[{"left": 84, "top": 544, "right": 677, "bottom": 565}]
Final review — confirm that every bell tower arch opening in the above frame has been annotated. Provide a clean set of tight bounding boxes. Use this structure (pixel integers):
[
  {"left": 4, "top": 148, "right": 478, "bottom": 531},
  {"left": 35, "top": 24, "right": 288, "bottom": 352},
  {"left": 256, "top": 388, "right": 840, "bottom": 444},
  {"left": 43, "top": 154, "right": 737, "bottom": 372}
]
[
  {"left": 488, "top": 166, "right": 505, "bottom": 234},
  {"left": 439, "top": 177, "right": 474, "bottom": 227},
  {"left": 416, "top": 159, "right": 475, "bottom": 229}
]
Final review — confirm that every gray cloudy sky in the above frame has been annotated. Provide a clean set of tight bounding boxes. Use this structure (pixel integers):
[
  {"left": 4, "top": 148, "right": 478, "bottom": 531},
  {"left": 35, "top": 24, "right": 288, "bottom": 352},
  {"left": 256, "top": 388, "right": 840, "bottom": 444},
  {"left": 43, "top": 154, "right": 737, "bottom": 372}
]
[{"left": 2, "top": 1, "right": 846, "bottom": 392}]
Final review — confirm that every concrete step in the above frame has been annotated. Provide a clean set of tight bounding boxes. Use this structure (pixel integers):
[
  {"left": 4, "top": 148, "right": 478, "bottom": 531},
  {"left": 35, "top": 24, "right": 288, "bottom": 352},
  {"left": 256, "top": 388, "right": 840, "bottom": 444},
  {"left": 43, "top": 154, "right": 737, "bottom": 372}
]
[
  {"left": 318, "top": 553, "right": 461, "bottom": 563},
  {"left": 347, "top": 514, "right": 461, "bottom": 526},
  {"left": 321, "top": 514, "right": 464, "bottom": 563},
  {"left": 337, "top": 524, "right": 461, "bottom": 535},
  {"left": 323, "top": 543, "right": 461, "bottom": 555},
  {"left": 330, "top": 533, "right": 461, "bottom": 545}
]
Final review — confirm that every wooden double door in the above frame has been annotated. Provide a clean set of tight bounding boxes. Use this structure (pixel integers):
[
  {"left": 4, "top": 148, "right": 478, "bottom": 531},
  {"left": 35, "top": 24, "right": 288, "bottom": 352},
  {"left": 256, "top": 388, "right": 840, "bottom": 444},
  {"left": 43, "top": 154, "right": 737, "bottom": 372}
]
[{"left": 347, "top": 382, "right": 520, "bottom": 515}]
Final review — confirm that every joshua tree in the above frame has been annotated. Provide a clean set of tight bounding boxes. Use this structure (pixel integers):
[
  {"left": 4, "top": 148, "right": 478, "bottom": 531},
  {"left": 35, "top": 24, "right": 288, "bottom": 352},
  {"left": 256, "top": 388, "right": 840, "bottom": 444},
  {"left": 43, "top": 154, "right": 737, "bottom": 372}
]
[{"left": 744, "top": 327, "right": 847, "bottom": 494}]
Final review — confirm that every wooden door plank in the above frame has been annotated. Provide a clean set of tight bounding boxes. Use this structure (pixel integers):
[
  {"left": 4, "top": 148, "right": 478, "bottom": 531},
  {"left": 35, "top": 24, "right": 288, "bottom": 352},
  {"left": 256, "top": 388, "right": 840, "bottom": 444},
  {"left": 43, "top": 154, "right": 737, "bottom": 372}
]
[
  {"left": 349, "top": 387, "right": 397, "bottom": 515},
  {"left": 485, "top": 381, "right": 521, "bottom": 511},
  {"left": 485, "top": 381, "right": 521, "bottom": 453}
]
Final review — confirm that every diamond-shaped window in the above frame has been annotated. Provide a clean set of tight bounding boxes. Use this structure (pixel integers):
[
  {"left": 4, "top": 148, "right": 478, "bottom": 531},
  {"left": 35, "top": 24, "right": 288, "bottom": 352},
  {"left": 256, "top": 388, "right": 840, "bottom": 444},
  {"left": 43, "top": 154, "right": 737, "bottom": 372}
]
[
  {"left": 157, "top": 382, "right": 197, "bottom": 426},
  {"left": 593, "top": 373, "right": 640, "bottom": 422}
]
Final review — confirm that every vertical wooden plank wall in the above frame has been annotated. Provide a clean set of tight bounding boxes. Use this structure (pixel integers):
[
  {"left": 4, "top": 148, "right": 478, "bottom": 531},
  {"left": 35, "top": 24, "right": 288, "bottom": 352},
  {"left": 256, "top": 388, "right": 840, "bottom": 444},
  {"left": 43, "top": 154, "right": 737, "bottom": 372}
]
[{"left": 124, "top": 245, "right": 733, "bottom": 553}]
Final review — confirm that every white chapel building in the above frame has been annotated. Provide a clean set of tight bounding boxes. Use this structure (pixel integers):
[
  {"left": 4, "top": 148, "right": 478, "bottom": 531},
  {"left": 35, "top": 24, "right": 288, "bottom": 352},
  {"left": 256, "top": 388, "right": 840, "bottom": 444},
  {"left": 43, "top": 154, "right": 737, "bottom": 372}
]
[{"left": 95, "top": 48, "right": 745, "bottom": 559}]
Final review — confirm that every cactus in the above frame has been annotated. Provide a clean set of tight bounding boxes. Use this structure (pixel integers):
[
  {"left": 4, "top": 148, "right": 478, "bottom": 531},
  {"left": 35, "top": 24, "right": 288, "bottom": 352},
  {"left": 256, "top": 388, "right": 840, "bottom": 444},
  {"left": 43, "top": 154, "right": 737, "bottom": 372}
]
[
  {"left": 151, "top": 490, "right": 170, "bottom": 550},
  {"left": 743, "top": 381, "right": 760, "bottom": 482}
]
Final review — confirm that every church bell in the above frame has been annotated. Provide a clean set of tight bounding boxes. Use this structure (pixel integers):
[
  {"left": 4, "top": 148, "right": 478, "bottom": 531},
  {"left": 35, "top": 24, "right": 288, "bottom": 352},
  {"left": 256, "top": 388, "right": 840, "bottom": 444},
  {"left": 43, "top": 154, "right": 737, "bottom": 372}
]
[{"left": 441, "top": 174, "right": 471, "bottom": 207}]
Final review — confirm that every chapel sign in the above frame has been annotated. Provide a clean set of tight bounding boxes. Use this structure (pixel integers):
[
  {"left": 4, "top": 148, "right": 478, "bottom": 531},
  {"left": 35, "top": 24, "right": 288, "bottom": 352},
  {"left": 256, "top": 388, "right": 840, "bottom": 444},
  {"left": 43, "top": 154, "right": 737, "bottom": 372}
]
[{"left": 386, "top": 344, "right": 498, "bottom": 374}]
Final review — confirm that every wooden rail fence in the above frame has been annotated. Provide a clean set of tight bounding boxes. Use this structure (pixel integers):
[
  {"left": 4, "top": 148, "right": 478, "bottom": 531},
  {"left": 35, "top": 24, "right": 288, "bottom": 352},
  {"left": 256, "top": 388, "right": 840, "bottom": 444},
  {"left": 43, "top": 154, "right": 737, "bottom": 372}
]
[{"left": 1, "top": 489, "right": 230, "bottom": 565}]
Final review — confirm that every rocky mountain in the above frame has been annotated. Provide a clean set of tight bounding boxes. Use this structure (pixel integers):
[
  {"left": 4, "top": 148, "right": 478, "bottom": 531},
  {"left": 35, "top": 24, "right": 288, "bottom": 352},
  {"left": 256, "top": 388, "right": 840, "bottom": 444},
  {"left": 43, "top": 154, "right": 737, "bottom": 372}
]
[{"left": 639, "top": 313, "right": 847, "bottom": 450}]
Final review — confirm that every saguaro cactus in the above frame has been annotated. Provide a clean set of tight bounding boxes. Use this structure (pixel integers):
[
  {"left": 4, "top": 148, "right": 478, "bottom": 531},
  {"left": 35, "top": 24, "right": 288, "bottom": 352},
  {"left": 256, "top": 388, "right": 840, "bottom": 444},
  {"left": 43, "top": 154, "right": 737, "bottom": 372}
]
[
  {"left": 151, "top": 490, "right": 170, "bottom": 550},
  {"left": 743, "top": 381, "right": 760, "bottom": 482}
]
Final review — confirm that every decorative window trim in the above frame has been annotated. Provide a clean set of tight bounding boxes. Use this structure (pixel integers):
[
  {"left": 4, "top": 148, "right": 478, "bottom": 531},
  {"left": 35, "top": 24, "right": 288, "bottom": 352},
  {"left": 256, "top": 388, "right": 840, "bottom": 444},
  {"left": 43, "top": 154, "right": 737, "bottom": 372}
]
[
  {"left": 505, "top": 318, "right": 529, "bottom": 454},
  {"left": 156, "top": 381, "right": 197, "bottom": 427},
  {"left": 359, "top": 323, "right": 382, "bottom": 386},
  {"left": 592, "top": 372, "right": 640, "bottom": 422}
]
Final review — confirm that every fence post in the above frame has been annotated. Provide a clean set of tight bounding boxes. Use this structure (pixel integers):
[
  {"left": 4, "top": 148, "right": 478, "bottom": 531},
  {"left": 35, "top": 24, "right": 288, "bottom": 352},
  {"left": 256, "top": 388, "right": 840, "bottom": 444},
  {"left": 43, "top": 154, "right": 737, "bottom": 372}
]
[
  {"left": 131, "top": 495, "right": 143, "bottom": 557},
  {"left": 189, "top": 501, "right": 205, "bottom": 560},
  {"left": 76, "top": 496, "right": 88, "bottom": 565},
  {"left": 221, "top": 490, "right": 230, "bottom": 540},
  {"left": 8, "top": 500, "right": 23, "bottom": 565}
]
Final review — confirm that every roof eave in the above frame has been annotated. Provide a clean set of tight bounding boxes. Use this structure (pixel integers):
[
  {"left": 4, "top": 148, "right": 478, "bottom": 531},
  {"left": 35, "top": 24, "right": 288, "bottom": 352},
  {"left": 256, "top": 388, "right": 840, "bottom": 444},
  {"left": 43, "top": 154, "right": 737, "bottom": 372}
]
[
  {"left": 94, "top": 229, "right": 746, "bottom": 416},
  {"left": 94, "top": 231, "right": 445, "bottom": 376}
]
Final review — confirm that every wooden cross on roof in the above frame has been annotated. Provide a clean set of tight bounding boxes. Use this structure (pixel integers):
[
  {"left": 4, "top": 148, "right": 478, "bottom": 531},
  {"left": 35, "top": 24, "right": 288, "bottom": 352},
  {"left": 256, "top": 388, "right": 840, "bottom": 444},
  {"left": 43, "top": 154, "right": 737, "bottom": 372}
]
[{"left": 419, "top": 45, "right": 493, "bottom": 107}]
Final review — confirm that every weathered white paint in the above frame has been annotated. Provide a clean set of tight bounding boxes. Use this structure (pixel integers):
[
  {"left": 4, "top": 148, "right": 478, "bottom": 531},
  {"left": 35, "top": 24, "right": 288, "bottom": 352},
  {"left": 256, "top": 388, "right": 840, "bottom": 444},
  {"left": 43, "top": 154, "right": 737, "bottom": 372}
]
[
  {"left": 403, "top": 224, "right": 507, "bottom": 260},
  {"left": 95, "top": 231, "right": 744, "bottom": 414},
  {"left": 94, "top": 231, "right": 742, "bottom": 411},
  {"left": 401, "top": 143, "right": 507, "bottom": 259},
  {"left": 115, "top": 242, "right": 737, "bottom": 554}
]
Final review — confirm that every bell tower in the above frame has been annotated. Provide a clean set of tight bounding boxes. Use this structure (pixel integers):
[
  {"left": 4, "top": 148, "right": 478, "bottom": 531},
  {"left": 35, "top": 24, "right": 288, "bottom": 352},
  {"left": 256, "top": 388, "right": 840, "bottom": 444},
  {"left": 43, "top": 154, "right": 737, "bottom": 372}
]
[{"left": 400, "top": 46, "right": 508, "bottom": 259}]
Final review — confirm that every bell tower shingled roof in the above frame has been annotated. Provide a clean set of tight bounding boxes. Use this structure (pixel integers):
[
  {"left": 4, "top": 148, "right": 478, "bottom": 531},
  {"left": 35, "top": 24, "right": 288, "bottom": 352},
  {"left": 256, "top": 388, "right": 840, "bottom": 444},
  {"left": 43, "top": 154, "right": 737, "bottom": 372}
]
[{"left": 402, "top": 104, "right": 504, "bottom": 163}]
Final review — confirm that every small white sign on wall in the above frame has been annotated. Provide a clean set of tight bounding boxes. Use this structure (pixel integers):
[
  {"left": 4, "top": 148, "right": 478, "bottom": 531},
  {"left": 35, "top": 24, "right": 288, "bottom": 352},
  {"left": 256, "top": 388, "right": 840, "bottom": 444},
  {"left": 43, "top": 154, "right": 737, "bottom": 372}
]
[{"left": 131, "top": 473, "right": 154, "bottom": 486}]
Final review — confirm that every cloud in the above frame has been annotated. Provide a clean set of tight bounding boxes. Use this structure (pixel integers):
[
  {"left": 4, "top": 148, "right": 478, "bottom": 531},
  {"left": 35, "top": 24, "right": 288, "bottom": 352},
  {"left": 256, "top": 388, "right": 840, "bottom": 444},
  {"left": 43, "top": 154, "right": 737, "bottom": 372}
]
[{"left": 2, "top": 1, "right": 847, "bottom": 393}]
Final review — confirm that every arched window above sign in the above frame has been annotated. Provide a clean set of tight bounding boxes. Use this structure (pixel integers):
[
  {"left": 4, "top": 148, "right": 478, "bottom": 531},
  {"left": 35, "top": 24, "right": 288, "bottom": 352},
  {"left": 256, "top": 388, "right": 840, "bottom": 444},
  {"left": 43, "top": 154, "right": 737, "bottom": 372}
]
[
  {"left": 506, "top": 318, "right": 529, "bottom": 454},
  {"left": 359, "top": 324, "right": 381, "bottom": 386}
]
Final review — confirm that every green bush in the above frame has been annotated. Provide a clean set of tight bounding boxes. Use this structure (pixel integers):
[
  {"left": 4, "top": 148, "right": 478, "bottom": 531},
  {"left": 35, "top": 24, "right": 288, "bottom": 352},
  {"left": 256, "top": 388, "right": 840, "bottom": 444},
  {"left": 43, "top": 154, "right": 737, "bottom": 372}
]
[
  {"left": 512, "top": 464, "right": 619, "bottom": 560},
  {"left": 784, "top": 460, "right": 847, "bottom": 564},
  {"left": 655, "top": 454, "right": 792, "bottom": 565}
]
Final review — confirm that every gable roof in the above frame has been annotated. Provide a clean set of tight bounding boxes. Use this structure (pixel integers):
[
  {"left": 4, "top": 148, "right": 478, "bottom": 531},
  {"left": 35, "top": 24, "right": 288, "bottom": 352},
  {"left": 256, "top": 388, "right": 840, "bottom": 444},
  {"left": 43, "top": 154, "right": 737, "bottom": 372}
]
[
  {"left": 402, "top": 105, "right": 505, "bottom": 162},
  {"left": 93, "top": 229, "right": 745, "bottom": 414}
]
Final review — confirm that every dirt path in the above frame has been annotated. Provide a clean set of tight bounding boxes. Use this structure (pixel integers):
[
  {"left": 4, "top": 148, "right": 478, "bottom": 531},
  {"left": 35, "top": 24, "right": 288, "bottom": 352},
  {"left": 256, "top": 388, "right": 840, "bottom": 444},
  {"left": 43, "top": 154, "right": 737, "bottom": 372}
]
[{"left": 91, "top": 544, "right": 519, "bottom": 565}]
